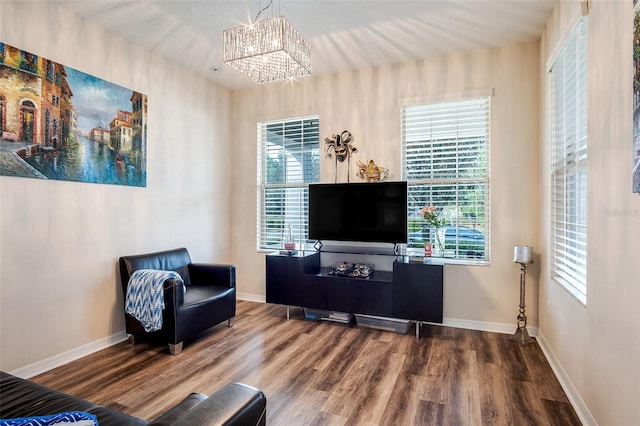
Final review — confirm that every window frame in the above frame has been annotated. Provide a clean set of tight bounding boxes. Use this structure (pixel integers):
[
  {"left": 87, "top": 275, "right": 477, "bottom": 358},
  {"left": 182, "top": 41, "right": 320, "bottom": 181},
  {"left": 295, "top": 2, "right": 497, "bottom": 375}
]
[
  {"left": 549, "top": 16, "right": 588, "bottom": 305},
  {"left": 401, "top": 93, "right": 492, "bottom": 263},
  {"left": 256, "top": 115, "right": 320, "bottom": 251}
]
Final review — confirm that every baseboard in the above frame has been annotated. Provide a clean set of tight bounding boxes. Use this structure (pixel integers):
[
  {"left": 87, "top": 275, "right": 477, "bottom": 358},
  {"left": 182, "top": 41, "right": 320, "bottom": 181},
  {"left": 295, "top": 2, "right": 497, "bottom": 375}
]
[
  {"left": 536, "top": 331, "right": 596, "bottom": 426},
  {"left": 437, "top": 317, "right": 539, "bottom": 337},
  {"left": 9, "top": 331, "right": 128, "bottom": 379},
  {"left": 237, "top": 292, "right": 266, "bottom": 303}
]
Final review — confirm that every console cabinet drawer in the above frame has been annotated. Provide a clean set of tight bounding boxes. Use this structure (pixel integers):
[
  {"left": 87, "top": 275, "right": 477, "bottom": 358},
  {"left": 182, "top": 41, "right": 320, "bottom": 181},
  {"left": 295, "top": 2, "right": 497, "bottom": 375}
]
[
  {"left": 266, "top": 252, "right": 320, "bottom": 306},
  {"left": 346, "top": 280, "right": 392, "bottom": 316},
  {"left": 392, "top": 262, "right": 443, "bottom": 322}
]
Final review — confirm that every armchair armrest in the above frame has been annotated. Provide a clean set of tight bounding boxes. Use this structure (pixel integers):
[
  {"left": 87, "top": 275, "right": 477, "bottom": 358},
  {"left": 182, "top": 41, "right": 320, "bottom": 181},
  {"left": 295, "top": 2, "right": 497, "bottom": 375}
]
[
  {"left": 148, "top": 382, "right": 266, "bottom": 426},
  {"left": 188, "top": 263, "right": 236, "bottom": 288},
  {"left": 164, "top": 278, "right": 184, "bottom": 307}
]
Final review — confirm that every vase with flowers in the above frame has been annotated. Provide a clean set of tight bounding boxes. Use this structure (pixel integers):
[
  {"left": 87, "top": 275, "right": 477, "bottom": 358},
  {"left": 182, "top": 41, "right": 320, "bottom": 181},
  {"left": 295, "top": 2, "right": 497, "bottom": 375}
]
[{"left": 419, "top": 206, "right": 445, "bottom": 256}]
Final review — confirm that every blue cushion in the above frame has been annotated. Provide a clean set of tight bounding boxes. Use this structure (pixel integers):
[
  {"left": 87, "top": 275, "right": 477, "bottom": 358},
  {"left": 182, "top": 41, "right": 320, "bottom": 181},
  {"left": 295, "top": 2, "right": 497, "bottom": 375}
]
[{"left": 0, "top": 411, "right": 98, "bottom": 426}]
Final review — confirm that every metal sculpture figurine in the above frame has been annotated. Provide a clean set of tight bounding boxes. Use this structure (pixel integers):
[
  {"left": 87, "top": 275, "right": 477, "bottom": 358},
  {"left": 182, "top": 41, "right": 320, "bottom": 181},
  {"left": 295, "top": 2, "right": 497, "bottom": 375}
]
[
  {"left": 356, "top": 159, "right": 389, "bottom": 182},
  {"left": 325, "top": 130, "right": 358, "bottom": 182}
]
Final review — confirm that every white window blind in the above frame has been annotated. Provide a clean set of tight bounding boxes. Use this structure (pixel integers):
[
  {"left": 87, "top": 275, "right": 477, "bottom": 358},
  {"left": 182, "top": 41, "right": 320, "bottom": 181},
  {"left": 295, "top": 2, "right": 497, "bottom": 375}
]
[
  {"left": 257, "top": 116, "right": 319, "bottom": 250},
  {"left": 550, "top": 17, "right": 588, "bottom": 303},
  {"left": 401, "top": 96, "right": 491, "bottom": 260}
]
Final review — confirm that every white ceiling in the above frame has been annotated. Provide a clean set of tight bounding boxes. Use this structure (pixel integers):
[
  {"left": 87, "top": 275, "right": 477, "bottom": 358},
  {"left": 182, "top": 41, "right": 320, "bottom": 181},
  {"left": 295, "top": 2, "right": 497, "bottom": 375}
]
[{"left": 51, "top": 0, "right": 557, "bottom": 90}]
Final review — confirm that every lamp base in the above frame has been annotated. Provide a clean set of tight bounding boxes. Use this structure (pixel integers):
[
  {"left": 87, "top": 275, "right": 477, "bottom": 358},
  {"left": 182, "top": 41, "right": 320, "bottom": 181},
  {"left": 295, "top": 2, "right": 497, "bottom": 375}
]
[{"left": 510, "top": 326, "right": 535, "bottom": 345}]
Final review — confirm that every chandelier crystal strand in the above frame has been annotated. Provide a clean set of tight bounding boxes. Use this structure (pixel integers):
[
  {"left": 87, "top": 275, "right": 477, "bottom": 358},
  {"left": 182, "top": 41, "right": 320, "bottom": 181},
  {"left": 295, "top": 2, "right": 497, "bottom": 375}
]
[{"left": 223, "top": 16, "right": 312, "bottom": 83}]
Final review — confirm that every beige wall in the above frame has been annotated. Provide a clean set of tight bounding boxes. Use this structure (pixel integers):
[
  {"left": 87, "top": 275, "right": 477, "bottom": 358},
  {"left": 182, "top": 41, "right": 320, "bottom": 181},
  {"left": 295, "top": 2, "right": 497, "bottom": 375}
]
[
  {"left": 539, "top": 0, "right": 640, "bottom": 424},
  {"left": 4, "top": 1, "right": 637, "bottom": 422},
  {"left": 0, "top": 2, "right": 232, "bottom": 372},
  {"left": 230, "top": 42, "right": 542, "bottom": 327}
]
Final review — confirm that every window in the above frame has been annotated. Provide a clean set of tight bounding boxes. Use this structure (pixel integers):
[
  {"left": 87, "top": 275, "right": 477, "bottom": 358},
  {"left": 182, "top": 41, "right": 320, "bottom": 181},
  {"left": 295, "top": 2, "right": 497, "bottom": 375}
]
[
  {"left": 46, "top": 60, "right": 54, "bottom": 81},
  {"left": 257, "top": 116, "right": 320, "bottom": 250},
  {"left": 401, "top": 96, "right": 491, "bottom": 261},
  {"left": 19, "top": 51, "right": 38, "bottom": 73},
  {"left": 550, "top": 17, "right": 588, "bottom": 303}
]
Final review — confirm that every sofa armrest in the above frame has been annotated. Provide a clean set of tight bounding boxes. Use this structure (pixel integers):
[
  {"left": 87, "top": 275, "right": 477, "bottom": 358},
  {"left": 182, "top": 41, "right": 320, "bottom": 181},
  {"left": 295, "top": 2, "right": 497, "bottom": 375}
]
[
  {"left": 148, "top": 382, "right": 266, "bottom": 426},
  {"left": 188, "top": 264, "right": 236, "bottom": 289},
  {"left": 147, "top": 392, "right": 207, "bottom": 426}
]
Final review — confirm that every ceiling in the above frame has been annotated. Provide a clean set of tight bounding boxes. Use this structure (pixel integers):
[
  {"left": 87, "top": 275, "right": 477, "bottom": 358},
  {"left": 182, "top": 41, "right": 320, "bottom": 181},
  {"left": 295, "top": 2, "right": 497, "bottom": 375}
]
[{"left": 51, "top": 0, "right": 557, "bottom": 91}]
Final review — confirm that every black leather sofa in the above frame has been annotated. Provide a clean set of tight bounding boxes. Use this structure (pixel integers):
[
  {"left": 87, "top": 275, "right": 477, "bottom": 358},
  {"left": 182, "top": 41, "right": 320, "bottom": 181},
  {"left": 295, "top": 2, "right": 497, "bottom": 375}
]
[
  {"left": 0, "top": 371, "right": 266, "bottom": 425},
  {"left": 119, "top": 248, "right": 236, "bottom": 355}
]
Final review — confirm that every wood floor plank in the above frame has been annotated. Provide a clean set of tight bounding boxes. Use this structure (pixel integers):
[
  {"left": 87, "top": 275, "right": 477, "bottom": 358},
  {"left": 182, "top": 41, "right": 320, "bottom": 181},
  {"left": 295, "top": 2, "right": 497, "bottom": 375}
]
[
  {"left": 342, "top": 349, "right": 405, "bottom": 425},
  {"left": 416, "top": 399, "right": 446, "bottom": 425},
  {"left": 309, "top": 413, "right": 347, "bottom": 426},
  {"left": 422, "top": 337, "right": 457, "bottom": 389},
  {"left": 321, "top": 339, "right": 392, "bottom": 417},
  {"left": 379, "top": 374, "right": 434, "bottom": 425},
  {"left": 308, "top": 328, "right": 371, "bottom": 393},
  {"left": 29, "top": 301, "right": 580, "bottom": 426},
  {"left": 478, "top": 362, "right": 514, "bottom": 425},
  {"left": 471, "top": 330, "right": 503, "bottom": 365},
  {"left": 520, "top": 340, "right": 572, "bottom": 403},
  {"left": 400, "top": 334, "right": 434, "bottom": 377},
  {"left": 507, "top": 380, "right": 552, "bottom": 425},
  {"left": 497, "top": 335, "right": 533, "bottom": 382},
  {"left": 541, "top": 398, "right": 583, "bottom": 426},
  {"left": 441, "top": 376, "right": 483, "bottom": 426}
]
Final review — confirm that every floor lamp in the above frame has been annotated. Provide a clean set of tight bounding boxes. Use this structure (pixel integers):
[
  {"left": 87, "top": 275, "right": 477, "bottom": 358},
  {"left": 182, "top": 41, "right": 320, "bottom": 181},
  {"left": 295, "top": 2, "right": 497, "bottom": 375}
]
[{"left": 511, "top": 245, "right": 535, "bottom": 344}]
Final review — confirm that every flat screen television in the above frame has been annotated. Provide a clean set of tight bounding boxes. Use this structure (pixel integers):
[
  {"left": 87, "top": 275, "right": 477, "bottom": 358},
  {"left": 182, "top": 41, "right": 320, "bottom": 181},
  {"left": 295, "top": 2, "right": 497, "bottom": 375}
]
[{"left": 308, "top": 181, "right": 408, "bottom": 243}]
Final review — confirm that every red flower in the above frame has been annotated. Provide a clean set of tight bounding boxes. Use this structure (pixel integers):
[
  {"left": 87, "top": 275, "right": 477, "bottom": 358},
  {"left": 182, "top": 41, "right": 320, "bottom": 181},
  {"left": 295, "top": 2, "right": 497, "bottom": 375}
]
[{"left": 419, "top": 206, "right": 445, "bottom": 228}]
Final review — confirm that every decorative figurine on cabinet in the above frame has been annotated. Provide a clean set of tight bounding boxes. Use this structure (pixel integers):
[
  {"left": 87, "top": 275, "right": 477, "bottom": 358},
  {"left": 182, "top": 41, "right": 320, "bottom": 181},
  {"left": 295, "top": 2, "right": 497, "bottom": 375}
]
[
  {"left": 356, "top": 159, "right": 389, "bottom": 182},
  {"left": 325, "top": 130, "right": 358, "bottom": 182}
]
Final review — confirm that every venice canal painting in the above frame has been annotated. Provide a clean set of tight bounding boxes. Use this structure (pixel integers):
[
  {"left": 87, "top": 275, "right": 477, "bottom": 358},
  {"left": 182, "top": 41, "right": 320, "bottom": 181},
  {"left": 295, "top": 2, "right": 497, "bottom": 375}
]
[
  {"left": 634, "top": 0, "right": 640, "bottom": 193},
  {"left": 0, "top": 42, "right": 147, "bottom": 187}
]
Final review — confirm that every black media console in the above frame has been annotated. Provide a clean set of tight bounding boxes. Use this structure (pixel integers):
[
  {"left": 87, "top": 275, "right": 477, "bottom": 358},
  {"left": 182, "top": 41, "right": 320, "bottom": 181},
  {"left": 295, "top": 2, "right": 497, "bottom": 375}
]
[{"left": 265, "top": 251, "right": 444, "bottom": 337}]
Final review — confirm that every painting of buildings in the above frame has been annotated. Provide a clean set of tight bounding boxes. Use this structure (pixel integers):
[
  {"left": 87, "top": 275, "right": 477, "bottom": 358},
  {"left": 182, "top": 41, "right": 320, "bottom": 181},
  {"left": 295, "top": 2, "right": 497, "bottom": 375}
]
[{"left": 0, "top": 42, "right": 147, "bottom": 187}]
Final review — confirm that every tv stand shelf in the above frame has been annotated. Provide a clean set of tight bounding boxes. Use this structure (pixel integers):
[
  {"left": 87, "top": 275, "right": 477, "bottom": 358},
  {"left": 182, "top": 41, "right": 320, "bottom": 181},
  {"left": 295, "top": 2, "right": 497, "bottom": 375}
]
[
  {"left": 265, "top": 251, "right": 443, "bottom": 337},
  {"left": 313, "top": 268, "right": 394, "bottom": 282},
  {"left": 312, "top": 244, "right": 403, "bottom": 257}
]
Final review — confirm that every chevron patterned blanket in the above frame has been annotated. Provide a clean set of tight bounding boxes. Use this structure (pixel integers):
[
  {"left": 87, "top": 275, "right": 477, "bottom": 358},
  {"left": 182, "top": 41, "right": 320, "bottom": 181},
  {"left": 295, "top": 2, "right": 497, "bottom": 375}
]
[{"left": 125, "top": 269, "right": 182, "bottom": 332}]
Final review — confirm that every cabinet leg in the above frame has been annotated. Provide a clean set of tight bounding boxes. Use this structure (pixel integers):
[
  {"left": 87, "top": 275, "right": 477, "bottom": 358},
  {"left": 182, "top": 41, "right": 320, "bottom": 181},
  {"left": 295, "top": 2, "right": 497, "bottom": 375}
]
[
  {"left": 286, "top": 305, "right": 290, "bottom": 321},
  {"left": 415, "top": 321, "right": 421, "bottom": 340}
]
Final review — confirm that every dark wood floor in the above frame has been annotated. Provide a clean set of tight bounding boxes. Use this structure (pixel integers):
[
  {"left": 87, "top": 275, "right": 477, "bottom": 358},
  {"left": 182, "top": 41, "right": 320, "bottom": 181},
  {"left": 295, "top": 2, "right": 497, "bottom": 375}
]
[{"left": 33, "top": 301, "right": 580, "bottom": 425}]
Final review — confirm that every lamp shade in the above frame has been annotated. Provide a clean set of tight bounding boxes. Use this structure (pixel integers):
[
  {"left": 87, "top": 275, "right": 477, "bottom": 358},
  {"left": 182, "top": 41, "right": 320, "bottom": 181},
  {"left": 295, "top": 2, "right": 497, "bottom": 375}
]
[{"left": 513, "top": 245, "right": 533, "bottom": 264}]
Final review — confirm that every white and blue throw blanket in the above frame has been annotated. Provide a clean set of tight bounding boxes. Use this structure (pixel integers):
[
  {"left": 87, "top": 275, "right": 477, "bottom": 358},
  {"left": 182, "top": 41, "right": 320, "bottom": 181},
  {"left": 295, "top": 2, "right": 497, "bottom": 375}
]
[
  {"left": 125, "top": 269, "right": 182, "bottom": 332},
  {"left": 0, "top": 411, "right": 98, "bottom": 426}
]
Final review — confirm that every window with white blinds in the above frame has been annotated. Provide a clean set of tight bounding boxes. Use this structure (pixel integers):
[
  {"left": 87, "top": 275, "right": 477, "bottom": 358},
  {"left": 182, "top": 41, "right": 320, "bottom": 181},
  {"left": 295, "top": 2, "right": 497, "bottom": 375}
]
[
  {"left": 550, "top": 17, "right": 588, "bottom": 304},
  {"left": 257, "top": 116, "right": 320, "bottom": 250},
  {"left": 401, "top": 96, "right": 491, "bottom": 261}
]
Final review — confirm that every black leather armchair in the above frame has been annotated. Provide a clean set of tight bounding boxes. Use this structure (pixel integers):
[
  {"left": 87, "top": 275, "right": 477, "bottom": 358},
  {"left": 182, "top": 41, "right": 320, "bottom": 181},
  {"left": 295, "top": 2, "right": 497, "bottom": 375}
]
[{"left": 119, "top": 248, "right": 236, "bottom": 355}]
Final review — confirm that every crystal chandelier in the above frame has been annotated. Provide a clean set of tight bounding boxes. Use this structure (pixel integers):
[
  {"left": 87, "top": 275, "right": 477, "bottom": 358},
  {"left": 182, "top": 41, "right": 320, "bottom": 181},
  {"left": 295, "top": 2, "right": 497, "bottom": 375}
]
[{"left": 223, "top": 3, "right": 312, "bottom": 84}]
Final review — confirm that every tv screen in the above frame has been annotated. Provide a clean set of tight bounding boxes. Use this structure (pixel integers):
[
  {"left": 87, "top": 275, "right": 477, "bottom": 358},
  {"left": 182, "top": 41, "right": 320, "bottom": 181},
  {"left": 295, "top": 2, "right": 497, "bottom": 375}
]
[{"left": 308, "top": 181, "right": 408, "bottom": 243}]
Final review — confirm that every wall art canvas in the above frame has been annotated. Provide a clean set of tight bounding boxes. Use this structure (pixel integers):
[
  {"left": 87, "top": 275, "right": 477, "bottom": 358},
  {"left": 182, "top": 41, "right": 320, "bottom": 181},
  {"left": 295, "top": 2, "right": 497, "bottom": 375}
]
[
  {"left": 0, "top": 42, "right": 147, "bottom": 187},
  {"left": 634, "top": 0, "right": 640, "bottom": 193}
]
